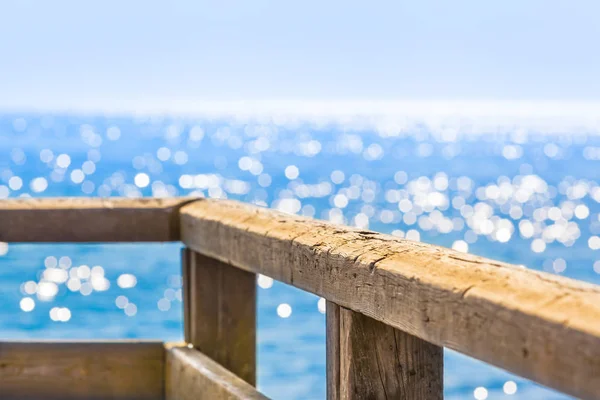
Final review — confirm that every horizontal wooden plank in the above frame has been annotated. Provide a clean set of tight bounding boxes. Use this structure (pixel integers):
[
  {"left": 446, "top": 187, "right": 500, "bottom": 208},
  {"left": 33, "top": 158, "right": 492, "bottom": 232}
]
[
  {"left": 0, "top": 197, "right": 198, "bottom": 242},
  {"left": 181, "top": 199, "right": 600, "bottom": 400},
  {"left": 166, "top": 346, "right": 268, "bottom": 400},
  {"left": 0, "top": 340, "right": 164, "bottom": 400}
]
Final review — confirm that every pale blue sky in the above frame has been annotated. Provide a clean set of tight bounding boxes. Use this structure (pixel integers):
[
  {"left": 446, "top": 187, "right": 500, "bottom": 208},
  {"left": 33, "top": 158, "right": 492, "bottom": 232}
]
[{"left": 1, "top": 0, "right": 599, "bottom": 112}]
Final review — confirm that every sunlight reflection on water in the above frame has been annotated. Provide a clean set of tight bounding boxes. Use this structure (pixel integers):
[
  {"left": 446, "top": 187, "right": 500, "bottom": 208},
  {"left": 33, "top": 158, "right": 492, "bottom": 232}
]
[{"left": 1, "top": 113, "right": 592, "bottom": 399}]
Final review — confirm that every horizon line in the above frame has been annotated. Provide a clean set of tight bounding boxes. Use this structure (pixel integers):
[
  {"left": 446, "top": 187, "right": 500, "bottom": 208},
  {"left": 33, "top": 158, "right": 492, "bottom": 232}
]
[
  {"left": 2, "top": 99, "right": 600, "bottom": 116},
  {"left": 2, "top": 99, "right": 600, "bottom": 134}
]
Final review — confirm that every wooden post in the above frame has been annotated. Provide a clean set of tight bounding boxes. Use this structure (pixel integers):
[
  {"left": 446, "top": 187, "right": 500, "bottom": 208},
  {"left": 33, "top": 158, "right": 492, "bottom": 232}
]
[
  {"left": 184, "top": 249, "right": 257, "bottom": 386},
  {"left": 181, "top": 248, "right": 191, "bottom": 344},
  {"left": 327, "top": 301, "right": 443, "bottom": 400},
  {"left": 326, "top": 301, "right": 341, "bottom": 400}
]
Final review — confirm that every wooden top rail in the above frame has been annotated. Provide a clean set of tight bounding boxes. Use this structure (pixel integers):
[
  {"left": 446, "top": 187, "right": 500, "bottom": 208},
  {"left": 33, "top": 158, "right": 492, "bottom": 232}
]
[
  {"left": 181, "top": 199, "right": 600, "bottom": 400},
  {"left": 0, "top": 197, "right": 196, "bottom": 242}
]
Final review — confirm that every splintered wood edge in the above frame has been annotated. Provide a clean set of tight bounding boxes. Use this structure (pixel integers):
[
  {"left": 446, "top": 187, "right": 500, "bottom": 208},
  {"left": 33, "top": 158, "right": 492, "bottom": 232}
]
[
  {"left": 181, "top": 199, "right": 600, "bottom": 399},
  {"left": 0, "top": 197, "right": 201, "bottom": 242},
  {"left": 0, "top": 340, "right": 165, "bottom": 400},
  {"left": 166, "top": 346, "right": 269, "bottom": 400}
]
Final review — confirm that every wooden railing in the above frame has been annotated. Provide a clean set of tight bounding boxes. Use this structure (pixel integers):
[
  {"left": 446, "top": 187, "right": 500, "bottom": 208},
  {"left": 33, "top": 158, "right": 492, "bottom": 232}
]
[{"left": 1, "top": 197, "right": 599, "bottom": 400}]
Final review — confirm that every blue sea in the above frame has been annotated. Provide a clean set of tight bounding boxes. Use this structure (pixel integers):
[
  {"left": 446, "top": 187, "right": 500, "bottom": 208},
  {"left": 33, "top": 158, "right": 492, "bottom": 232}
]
[{"left": 2, "top": 113, "right": 599, "bottom": 399}]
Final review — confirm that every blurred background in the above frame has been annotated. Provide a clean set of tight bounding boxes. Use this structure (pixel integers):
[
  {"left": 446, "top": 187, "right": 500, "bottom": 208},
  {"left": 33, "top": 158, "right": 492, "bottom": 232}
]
[{"left": 1, "top": 1, "right": 600, "bottom": 399}]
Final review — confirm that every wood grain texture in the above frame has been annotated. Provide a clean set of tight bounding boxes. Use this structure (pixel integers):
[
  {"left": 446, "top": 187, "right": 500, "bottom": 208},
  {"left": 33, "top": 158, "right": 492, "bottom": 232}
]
[
  {"left": 181, "top": 199, "right": 600, "bottom": 399},
  {"left": 0, "top": 197, "right": 198, "bottom": 242},
  {"left": 0, "top": 341, "right": 164, "bottom": 400},
  {"left": 165, "top": 346, "right": 269, "bottom": 400},
  {"left": 327, "top": 302, "right": 443, "bottom": 400},
  {"left": 189, "top": 251, "right": 256, "bottom": 385}
]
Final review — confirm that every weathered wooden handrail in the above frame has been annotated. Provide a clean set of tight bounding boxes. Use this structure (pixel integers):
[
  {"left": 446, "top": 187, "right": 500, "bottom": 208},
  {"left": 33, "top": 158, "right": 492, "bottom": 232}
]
[
  {"left": 167, "top": 346, "right": 269, "bottom": 400},
  {"left": 0, "top": 197, "right": 195, "bottom": 242},
  {"left": 1, "top": 197, "right": 600, "bottom": 399},
  {"left": 181, "top": 199, "right": 600, "bottom": 399},
  {"left": 0, "top": 340, "right": 165, "bottom": 400}
]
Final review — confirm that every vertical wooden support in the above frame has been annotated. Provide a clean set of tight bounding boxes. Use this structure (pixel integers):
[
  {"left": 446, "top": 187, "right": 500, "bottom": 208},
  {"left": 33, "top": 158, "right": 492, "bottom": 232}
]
[
  {"left": 186, "top": 250, "right": 257, "bottom": 386},
  {"left": 181, "top": 248, "right": 192, "bottom": 344},
  {"left": 326, "top": 301, "right": 443, "bottom": 400},
  {"left": 326, "top": 301, "right": 341, "bottom": 400}
]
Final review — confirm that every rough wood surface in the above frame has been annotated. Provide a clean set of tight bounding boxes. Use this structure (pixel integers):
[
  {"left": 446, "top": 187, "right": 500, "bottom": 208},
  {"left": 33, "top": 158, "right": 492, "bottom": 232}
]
[
  {"left": 189, "top": 250, "right": 256, "bottom": 385},
  {"left": 181, "top": 199, "right": 600, "bottom": 399},
  {"left": 0, "top": 197, "right": 197, "bottom": 242},
  {"left": 166, "top": 346, "right": 269, "bottom": 400},
  {"left": 327, "top": 302, "right": 443, "bottom": 399},
  {"left": 0, "top": 340, "right": 164, "bottom": 400}
]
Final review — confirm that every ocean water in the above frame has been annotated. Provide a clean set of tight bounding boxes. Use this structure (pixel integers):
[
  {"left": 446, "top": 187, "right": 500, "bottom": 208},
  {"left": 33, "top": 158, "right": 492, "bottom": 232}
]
[{"left": 2, "top": 113, "right": 599, "bottom": 399}]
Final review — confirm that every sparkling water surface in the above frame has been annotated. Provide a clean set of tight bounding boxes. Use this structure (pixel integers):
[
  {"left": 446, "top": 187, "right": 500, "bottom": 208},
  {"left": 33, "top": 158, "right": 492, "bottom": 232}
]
[{"left": 2, "top": 113, "right": 599, "bottom": 399}]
